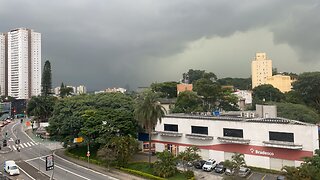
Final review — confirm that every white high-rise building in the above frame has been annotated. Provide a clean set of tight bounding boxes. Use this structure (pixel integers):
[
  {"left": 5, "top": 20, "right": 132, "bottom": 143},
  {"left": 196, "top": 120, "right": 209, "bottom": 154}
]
[
  {"left": 7, "top": 28, "right": 41, "bottom": 99},
  {"left": 0, "top": 33, "right": 6, "bottom": 96},
  {"left": 251, "top": 52, "right": 272, "bottom": 89},
  {"left": 77, "top": 85, "right": 87, "bottom": 94}
]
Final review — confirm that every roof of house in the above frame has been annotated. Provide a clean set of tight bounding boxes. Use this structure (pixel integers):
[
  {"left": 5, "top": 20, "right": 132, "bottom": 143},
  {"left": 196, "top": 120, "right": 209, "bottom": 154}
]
[{"left": 164, "top": 113, "right": 313, "bottom": 126}]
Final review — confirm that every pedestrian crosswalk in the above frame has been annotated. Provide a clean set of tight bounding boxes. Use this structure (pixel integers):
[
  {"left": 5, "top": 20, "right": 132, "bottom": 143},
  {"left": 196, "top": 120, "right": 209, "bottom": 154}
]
[{"left": 8, "top": 141, "right": 38, "bottom": 151}]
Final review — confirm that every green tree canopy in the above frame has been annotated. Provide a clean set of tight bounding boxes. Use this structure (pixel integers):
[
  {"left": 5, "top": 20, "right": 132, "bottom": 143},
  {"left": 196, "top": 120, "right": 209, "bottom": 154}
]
[
  {"left": 252, "top": 84, "right": 284, "bottom": 105},
  {"left": 41, "top": 60, "right": 52, "bottom": 96},
  {"left": 150, "top": 81, "right": 178, "bottom": 98},
  {"left": 193, "top": 78, "right": 221, "bottom": 111},
  {"left": 283, "top": 149, "right": 320, "bottom": 179},
  {"left": 218, "top": 88, "right": 239, "bottom": 111},
  {"left": 27, "top": 96, "right": 57, "bottom": 125},
  {"left": 47, "top": 93, "right": 137, "bottom": 145},
  {"left": 177, "top": 146, "right": 201, "bottom": 172},
  {"left": 269, "top": 102, "right": 320, "bottom": 124},
  {"left": 153, "top": 150, "right": 177, "bottom": 178},
  {"left": 217, "top": 77, "right": 251, "bottom": 90},
  {"left": 172, "top": 91, "right": 203, "bottom": 113},
  {"left": 182, "top": 69, "right": 217, "bottom": 84},
  {"left": 293, "top": 72, "right": 320, "bottom": 112}
]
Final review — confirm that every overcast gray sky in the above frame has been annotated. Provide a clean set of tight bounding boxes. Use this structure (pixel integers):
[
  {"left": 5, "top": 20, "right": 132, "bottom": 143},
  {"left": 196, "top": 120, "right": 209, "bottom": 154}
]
[{"left": 1, "top": 0, "right": 320, "bottom": 91}]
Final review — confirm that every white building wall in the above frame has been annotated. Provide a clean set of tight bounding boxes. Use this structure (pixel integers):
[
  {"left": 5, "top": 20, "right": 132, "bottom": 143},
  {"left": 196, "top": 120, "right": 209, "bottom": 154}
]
[
  {"left": 0, "top": 34, "right": 5, "bottom": 96},
  {"left": 8, "top": 29, "right": 29, "bottom": 99},
  {"left": 245, "top": 154, "right": 269, "bottom": 169},
  {"left": 154, "top": 116, "right": 318, "bottom": 169},
  {"left": 30, "top": 31, "right": 41, "bottom": 96},
  {"left": 7, "top": 28, "right": 41, "bottom": 99}
]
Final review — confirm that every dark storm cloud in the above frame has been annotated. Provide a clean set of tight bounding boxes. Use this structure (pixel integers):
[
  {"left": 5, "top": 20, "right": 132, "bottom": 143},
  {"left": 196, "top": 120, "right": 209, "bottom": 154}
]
[{"left": 0, "top": 0, "right": 318, "bottom": 90}]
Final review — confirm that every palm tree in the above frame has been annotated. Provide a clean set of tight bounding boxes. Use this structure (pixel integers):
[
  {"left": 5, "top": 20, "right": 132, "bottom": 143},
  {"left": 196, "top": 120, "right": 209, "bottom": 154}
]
[{"left": 134, "top": 91, "right": 166, "bottom": 165}]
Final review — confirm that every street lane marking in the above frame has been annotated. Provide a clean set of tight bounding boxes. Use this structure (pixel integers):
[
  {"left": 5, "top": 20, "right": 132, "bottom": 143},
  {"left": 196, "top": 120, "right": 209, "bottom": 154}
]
[
  {"left": 247, "top": 172, "right": 254, "bottom": 179},
  {"left": 54, "top": 152, "right": 119, "bottom": 180},
  {"left": 35, "top": 158, "right": 92, "bottom": 180},
  {"left": 30, "top": 142, "right": 35, "bottom": 146},
  {"left": 27, "top": 142, "right": 31, "bottom": 146},
  {"left": 261, "top": 174, "right": 267, "bottom": 180},
  {"left": 20, "top": 143, "right": 25, "bottom": 148},
  {"left": 12, "top": 145, "right": 17, "bottom": 150},
  {"left": 11, "top": 122, "right": 18, "bottom": 139},
  {"left": 23, "top": 143, "right": 28, "bottom": 147},
  {"left": 25, "top": 155, "right": 49, "bottom": 162},
  {"left": 16, "top": 165, "right": 36, "bottom": 180}
]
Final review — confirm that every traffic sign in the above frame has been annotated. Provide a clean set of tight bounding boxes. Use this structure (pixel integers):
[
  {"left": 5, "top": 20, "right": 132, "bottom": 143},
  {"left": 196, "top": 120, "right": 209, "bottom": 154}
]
[
  {"left": 46, "top": 155, "right": 54, "bottom": 171},
  {"left": 87, "top": 151, "right": 90, "bottom": 157}
]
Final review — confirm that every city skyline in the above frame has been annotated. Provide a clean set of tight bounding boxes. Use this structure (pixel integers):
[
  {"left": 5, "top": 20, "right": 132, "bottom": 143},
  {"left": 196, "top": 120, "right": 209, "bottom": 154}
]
[{"left": 0, "top": 1, "right": 320, "bottom": 90}]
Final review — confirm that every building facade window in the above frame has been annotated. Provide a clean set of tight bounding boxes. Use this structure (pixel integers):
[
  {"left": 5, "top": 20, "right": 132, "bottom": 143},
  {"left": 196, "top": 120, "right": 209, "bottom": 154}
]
[
  {"left": 269, "top": 131, "right": 294, "bottom": 142},
  {"left": 191, "top": 126, "right": 208, "bottom": 135},
  {"left": 164, "top": 124, "right": 178, "bottom": 132},
  {"left": 223, "top": 128, "right": 243, "bottom": 138}
]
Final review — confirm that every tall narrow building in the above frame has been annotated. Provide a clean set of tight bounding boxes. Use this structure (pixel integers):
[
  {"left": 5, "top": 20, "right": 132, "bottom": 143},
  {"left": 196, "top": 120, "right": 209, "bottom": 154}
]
[
  {"left": 251, "top": 52, "right": 272, "bottom": 89},
  {"left": 7, "top": 28, "right": 41, "bottom": 99},
  {"left": 0, "top": 33, "right": 7, "bottom": 96}
]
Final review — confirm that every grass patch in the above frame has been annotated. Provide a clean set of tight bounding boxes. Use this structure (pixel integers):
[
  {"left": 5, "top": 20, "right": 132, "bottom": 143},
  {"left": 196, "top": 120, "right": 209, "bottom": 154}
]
[{"left": 67, "top": 144, "right": 100, "bottom": 161}]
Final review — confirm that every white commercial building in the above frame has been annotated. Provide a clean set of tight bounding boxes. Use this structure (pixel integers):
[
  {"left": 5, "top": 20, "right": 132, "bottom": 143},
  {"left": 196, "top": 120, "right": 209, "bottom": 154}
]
[
  {"left": 0, "top": 33, "right": 6, "bottom": 96},
  {"left": 7, "top": 28, "right": 41, "bottom": 99},
  {"left": 153, "top": 114, "right": 318, "bottom": 170},
  {"left": 76, "top": 85, "right": 87, "bottom": 94}
]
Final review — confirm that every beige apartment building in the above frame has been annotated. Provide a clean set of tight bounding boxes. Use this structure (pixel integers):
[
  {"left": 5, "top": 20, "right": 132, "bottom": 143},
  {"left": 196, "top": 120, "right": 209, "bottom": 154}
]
[
  {"left": 266, "top": 75, "right": 295, "bottom": 93},
  {"left": 251, "top": 53, "right": 272, "bottom": 89}
]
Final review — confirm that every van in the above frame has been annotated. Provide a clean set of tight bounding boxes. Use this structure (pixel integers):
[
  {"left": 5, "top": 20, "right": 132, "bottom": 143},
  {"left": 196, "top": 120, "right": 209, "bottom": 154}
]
[{"left": 4, "top": 160, "right": 20, "bottom": 176}]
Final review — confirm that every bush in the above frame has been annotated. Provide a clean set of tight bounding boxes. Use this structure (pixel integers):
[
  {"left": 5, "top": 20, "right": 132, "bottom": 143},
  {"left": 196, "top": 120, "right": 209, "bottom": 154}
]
[
  {"left": 120, "top": 167, "right": 165, "bottom": 180},
  {"left": 183, "top": 170, "right": 194, "bottom": 179},
  {"left": 248, "top": 166, "right": 281, "bottom": 174}
]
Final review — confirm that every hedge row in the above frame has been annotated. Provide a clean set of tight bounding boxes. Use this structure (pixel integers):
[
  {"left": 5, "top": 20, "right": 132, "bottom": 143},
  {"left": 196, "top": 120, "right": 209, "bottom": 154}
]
[{"left": 120, "top": 167, "right": 165, "bottom": 180}]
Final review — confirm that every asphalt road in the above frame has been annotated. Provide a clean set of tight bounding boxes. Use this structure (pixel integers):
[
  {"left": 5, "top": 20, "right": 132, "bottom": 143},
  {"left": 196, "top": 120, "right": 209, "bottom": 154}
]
[{"left": 1, "top": 119, "right": 119, "bottom": 180}]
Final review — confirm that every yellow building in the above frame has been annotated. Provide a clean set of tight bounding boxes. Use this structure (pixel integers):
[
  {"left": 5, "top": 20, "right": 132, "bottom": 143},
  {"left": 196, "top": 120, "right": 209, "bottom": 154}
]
[
  {"left": 266, "top": 75, "right": 295, "bottom": 93},
  {"left": 251, "top": 53, "right": 272, "bottom": 89}
]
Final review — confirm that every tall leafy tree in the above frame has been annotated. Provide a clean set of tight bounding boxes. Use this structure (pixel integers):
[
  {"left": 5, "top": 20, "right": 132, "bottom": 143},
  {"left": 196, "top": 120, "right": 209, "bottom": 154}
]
[
  {"left": 41, "top": 60, "right": 52, "bottom": 96},
  {"left": 172, "top": 91, "right": 203, "bottom": 113},
  {"left": 193, "top": 78, "right": 221, "bottom": 111},
  {"left": 182, "top": 69, "right": 217, "bottom": 84},
  {"left": 217, "top": 77, "right": 251, "bottom": 90},
  {"left": 27, "top": 96, "right": 56, "bottom": 126},
  {"left": 150, "top": 81, "right": 178, "bottom": 98},
  {"left": 177, "top": 146, "right": 201, "bottom": 172},
  {"left": 252, "top": 84, "right": 284, "bottom": 105},
  {"left": 293, "top": 72, "right": 320, "bottom": 112},
  {"left": 59, "top": 82, "right": 74, "bottom": 98},
  {"left": 153, "top": 150, "right": 177, "bottom": 178},
  {"left": 134, "top": 91, "right": 166, "bottom": 165}
]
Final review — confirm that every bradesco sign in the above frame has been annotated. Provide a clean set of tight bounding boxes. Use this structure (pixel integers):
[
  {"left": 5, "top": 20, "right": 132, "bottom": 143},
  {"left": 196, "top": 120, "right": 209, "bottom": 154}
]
[{"left": 250, "top": 148, "right": 274, "bottom": 156}]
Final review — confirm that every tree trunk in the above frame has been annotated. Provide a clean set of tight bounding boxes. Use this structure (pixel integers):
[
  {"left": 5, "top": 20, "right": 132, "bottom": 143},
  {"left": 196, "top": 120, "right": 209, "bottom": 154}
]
[{"left": 148, "top": 128, "right": 152, "bottom": 167}]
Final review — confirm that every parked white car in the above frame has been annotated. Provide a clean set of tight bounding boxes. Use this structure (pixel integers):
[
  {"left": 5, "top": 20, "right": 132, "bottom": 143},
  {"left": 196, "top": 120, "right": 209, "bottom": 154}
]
[{"left": 202, "top": 159, "right": 217, "bottom": 171}]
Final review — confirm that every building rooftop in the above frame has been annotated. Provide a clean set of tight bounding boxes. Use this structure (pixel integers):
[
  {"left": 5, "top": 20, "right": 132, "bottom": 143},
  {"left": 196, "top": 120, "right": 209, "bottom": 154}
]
[{"left": 165, "top": 113, "right": 312, "bottom": 126}]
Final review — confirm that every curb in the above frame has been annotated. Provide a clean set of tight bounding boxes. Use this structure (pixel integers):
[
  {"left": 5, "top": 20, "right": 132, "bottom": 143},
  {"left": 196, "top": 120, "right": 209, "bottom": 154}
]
[{"left": 0, "top": 147, "right": 13, "bottom": 154}]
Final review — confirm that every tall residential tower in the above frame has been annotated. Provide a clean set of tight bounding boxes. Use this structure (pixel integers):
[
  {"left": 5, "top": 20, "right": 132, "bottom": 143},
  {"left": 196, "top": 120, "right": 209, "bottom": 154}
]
[
  {"left": 0, "top": 33, "right": 7, "bottom": 96},
  {"left": 251, "top": 53, "right": 272, "bottom": 89},
  {"left": 6, "top": 28, "right": 41, "bottom": 99}
]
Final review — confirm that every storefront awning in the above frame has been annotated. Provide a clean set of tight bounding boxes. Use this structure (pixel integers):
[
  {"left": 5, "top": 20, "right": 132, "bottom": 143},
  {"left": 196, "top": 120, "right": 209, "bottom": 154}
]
[
  {"left": 217, "top": 136, "right": 250, "bottom": 144},
  {"left": 185, "top": 133, "right": 213, "bottom": 140},
  {"left": 156, "top": 131, "right": 183, "bottom": 137},
  {"left": 263, "top": 141, "right": 302, "bottom": 150}
]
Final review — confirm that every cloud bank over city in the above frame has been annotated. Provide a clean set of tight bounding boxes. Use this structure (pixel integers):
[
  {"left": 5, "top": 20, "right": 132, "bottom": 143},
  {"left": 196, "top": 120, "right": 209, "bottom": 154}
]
[{"left": 0, "top": 0, "right": 319, "bottom": 90}]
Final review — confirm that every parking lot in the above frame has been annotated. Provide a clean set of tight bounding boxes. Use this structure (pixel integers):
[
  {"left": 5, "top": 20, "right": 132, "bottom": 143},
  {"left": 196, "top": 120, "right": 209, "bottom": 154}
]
[{"left": 190, "top": 167, "right": 280, "bottom": 180}]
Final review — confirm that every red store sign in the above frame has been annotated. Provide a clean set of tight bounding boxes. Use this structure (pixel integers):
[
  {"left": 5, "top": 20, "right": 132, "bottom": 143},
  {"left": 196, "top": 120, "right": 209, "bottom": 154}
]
[{"left": 153, "top": 140, "right": 313, "bottom": 161}]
